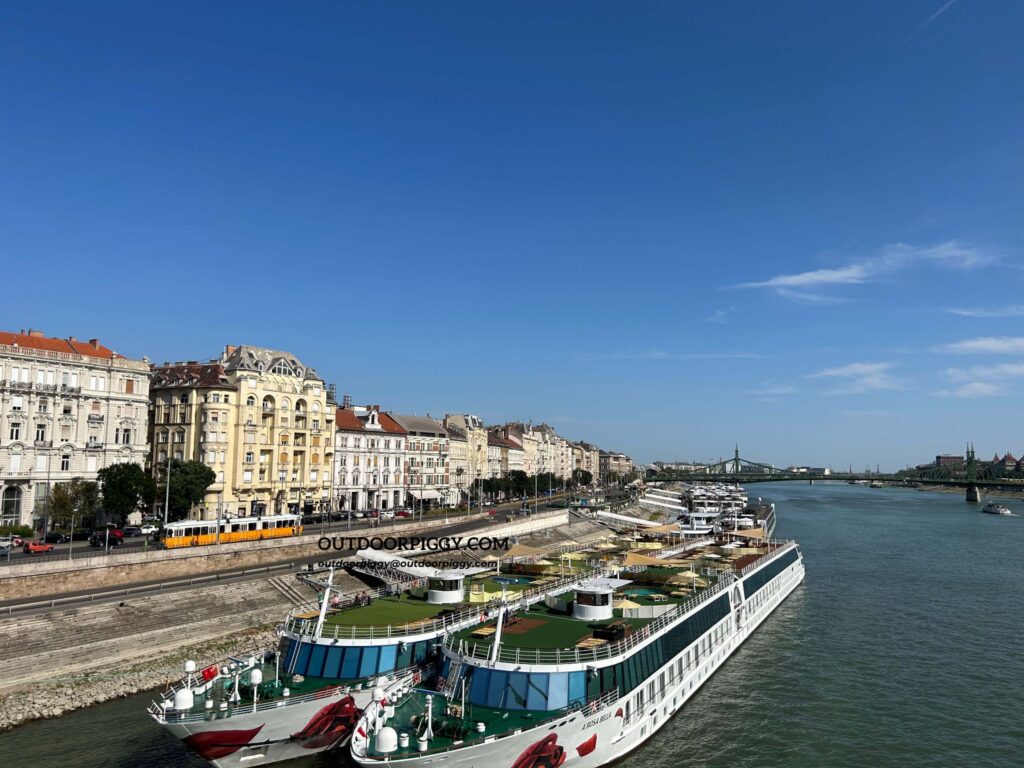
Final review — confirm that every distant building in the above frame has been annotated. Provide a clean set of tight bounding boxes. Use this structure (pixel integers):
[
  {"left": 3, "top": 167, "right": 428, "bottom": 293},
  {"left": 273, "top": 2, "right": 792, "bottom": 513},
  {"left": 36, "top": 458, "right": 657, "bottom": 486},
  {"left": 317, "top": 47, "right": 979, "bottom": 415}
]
[
  {"left": 935, "top": 454, "right": 964, "bottom": 467},
  {"left": 389, "top": 413, "right": 452, "bottom": 507},
  {"left": 1, "top": 329, "right": 150, "bottom": 528},
  {"left": 333, "top": 404, "right": 407, "bottom": 512},
  {"left": 149, "top": 345, "right": 333, "bottom": 520}
]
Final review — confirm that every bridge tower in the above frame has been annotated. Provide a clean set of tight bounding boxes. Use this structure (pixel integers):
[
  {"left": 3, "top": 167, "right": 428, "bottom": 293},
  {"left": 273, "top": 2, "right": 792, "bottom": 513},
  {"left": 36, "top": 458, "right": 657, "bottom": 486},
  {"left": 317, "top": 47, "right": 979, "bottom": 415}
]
[
  {"left": 965, "top": 443, "right": 981, "bottom": 503},
  {"left": 730, "top": 444, "right": 741, "bottom": 475}
]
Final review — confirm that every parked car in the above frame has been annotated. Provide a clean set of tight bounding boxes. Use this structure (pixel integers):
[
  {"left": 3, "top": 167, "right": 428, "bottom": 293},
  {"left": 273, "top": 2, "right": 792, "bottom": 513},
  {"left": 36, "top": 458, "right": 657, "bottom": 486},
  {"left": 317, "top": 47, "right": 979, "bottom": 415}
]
[
  {"left": 394, "top": 509, "right": 413, "bottom": 518},
  {"left": 139, "top": 524, "right": 159, "bottom": 535},
  {"left": 43, "top": 532, "right": 71, "bottom": 544},
  {"left": 23, "top": 540, "right": 54, "bottom": 554},
  {"left": 379, "top": 509, "right": 395, "bottom": 520},
  {"left": 10, "top": 534, "right": 25, "bottom": 546},
  {"left": 0, "top": 537, "right": 13, "bottom": 552},
  {"left": 122, "top": 526, "right": 142, "bottom": 537},
  {"left": 89, "top": 530, "right": 124, "bottom": 547}
]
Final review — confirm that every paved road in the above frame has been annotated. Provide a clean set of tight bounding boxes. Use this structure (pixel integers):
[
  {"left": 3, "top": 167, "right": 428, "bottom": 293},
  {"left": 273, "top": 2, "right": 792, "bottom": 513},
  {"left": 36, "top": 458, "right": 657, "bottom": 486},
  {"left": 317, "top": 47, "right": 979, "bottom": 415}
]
[{"left": 0, "top": 500, "right": 569, "bottom": 612}]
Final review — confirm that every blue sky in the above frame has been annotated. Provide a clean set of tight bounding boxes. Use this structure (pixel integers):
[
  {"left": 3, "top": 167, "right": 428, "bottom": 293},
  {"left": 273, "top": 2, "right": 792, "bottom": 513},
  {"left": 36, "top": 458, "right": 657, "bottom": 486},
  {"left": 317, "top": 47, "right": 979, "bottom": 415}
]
[{"left": 2, "top": 2, "right": 1022, "bottom": 469}]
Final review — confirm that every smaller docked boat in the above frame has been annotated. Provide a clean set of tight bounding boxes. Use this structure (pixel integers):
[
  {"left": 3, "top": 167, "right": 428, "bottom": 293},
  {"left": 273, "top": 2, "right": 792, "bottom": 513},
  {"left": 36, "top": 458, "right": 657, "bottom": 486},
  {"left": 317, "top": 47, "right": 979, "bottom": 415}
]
[{"left": 981, "top": 503, "right": 1012, "bottom": 516}]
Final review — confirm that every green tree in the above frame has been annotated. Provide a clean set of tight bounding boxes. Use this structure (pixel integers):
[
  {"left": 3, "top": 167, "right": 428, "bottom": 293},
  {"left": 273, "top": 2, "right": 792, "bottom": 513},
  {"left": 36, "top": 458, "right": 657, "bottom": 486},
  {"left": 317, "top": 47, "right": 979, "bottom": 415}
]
[
  {"left": 572, "top": 469, "right": 593, "bottom": 487},
  {"left": 46, "top": 478, "right": 100, "bottom": 529},
  {"left": 98, "top": 462, "right": 156, "bottom": 525},
  {"left": 163, "top": 460, "right": 216, "bottom": 521}
]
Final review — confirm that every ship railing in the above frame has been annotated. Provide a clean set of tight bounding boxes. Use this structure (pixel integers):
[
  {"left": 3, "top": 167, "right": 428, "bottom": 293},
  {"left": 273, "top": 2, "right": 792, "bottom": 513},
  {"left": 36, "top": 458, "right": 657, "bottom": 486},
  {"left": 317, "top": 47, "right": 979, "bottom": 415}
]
[
  {"left": 285, "top": 567, "right": 616, "bottom": 641},
  {"left": 448, "top": 543, "right": 796, "bottom": 665},
  {"left": 737, "top": 539, "right": 796, "bottom": 576},
  {"left": 150, "top": 664, "right": 426, "bottom": 724},
  {"left": 359, "top": 687, "right": 620, "bottom": 760}
]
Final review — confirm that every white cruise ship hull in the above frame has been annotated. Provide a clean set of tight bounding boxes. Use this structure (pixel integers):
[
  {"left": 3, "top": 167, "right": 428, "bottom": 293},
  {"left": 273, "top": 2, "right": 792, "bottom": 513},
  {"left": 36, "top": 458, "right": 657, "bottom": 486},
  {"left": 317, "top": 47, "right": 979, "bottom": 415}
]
[
  {"left": 162, "top": 686, "right": 369, "bottom": 768},
  {"left": 352, "top": 549, "right": 805, "bottom": 768}
]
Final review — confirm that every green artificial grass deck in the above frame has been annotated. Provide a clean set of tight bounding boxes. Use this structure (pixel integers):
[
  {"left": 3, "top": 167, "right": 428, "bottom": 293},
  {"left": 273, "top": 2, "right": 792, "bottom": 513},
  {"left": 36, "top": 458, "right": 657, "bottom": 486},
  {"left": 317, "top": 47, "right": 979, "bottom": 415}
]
[
  {"left": 323, "top": 595, "right": 453, "bottom": 627},
  {"left": 456, "top": 609, "right": 651, "bottom": 651}
]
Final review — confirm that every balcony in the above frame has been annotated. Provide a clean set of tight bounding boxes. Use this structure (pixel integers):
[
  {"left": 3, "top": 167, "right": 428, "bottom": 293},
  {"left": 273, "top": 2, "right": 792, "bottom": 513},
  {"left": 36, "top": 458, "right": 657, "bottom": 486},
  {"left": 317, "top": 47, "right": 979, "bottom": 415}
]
[
  {"left": 87, "top": 413, "right": 104, "bottom": 423},
  {"left": 34, "top": 439, "right": 52, "bottom": 448},
  {"left": 85, "top": 442, "right": 104, "bottom": 450}
]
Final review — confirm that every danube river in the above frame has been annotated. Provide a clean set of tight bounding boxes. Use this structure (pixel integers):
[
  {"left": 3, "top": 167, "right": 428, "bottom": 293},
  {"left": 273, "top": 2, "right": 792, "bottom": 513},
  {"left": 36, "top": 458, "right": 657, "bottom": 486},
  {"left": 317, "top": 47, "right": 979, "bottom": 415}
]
[{"left": 1, "top": 482, "right": 1021, "bottom": 767}]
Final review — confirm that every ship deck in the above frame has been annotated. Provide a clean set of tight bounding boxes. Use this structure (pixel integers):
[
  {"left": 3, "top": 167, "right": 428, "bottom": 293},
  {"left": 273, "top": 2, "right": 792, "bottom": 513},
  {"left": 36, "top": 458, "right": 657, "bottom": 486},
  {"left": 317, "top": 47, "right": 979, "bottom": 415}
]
[{"left": 366, "top": 688, "right": 608, "bottom": 758}]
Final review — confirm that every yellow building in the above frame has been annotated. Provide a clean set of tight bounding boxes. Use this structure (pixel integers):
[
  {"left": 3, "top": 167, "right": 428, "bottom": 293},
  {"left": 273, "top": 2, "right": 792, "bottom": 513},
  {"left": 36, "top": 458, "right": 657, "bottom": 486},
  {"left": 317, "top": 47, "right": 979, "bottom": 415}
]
[{"left": 149, "top": 345, "right": 334, "bottom": 519}]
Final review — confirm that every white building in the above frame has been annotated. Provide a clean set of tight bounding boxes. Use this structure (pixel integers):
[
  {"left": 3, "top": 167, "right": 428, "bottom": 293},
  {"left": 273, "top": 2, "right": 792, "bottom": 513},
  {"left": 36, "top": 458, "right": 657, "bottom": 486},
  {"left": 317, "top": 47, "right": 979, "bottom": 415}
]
[
  {"left": 333, "top": 404, "right": 407, "bottom": 512},
  {"left": 389, "top": 414, "right": 453, "bottom": 507},
  {"left": 0, "top": 329, "right": 150, "bottom": 528}
]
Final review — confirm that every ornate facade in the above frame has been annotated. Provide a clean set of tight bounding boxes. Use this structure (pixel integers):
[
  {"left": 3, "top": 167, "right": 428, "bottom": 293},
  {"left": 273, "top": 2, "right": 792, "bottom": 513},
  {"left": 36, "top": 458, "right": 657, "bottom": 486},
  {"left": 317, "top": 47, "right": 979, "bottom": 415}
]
[
  {"left": 0, "top": 329, "right": 150, "bottom": 528},
  {"left": 333, "top": 404, "right": 407, "bottom": 511},
  {"left": 149, "top": 345, "right": 333, "bottom": 520}
]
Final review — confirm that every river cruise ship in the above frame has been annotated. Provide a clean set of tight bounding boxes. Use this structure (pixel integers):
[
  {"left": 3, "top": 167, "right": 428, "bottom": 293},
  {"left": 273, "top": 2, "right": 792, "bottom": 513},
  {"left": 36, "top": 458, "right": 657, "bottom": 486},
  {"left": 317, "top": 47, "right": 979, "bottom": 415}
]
[
  {"left": 351, "top": 534, "right": 804, "bottom": 768},
  {"left": 150, "top": 555, "right": 617, "bottom": 768}
]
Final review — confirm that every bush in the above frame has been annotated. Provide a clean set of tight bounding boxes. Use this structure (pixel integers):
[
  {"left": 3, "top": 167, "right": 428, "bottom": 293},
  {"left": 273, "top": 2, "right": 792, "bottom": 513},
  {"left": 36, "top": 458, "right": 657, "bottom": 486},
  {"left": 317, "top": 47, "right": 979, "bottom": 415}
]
[{"left": 0, "top": 524, "right": 35, "bottom": 537}]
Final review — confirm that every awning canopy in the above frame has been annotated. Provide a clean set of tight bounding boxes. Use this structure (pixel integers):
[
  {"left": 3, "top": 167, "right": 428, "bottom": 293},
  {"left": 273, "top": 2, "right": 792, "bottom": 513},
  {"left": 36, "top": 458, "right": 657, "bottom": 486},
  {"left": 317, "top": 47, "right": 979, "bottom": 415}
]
[
  {"left": 732, "top": 528, "right": 767, "bottom": 540},
  {"left": 409, "top": 490, "right": 443, "bottom": 500},
  {"left": 506, "top": 544, "right": 547, "bottom": 559}
]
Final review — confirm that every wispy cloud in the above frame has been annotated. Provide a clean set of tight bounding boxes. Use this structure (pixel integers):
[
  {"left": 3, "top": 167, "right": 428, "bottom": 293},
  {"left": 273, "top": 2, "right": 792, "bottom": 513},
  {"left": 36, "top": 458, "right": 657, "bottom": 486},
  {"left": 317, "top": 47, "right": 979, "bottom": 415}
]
[
  {"left": 936, "top": 337, "right": 1024, "bottom": 354},
  {"left": 907, "top": 0, "right": 959, "bottom": 42},
  {"left": 735, "top": 240, "right": 994, "bottom": 303},
  {"left": 705, "top": 309, "right": 729, "bottom": 324},
  {"left": 935, "top": 361, "right": 1024, "bottom": 397},
  {"left": 576, "top": 349, "right": 765, "bottom": 362},
  {"left": 743, "top": 384, "right": 797, "bottom": 396},
  {"left": 946, "top": 305, "right": 1024, "bottom": 319},
  {"left": 936, "top": 381, "right": 1004, "bottom": 398},
  {"left": 808, "top": 362, "right": 905, "bottom": 395}
]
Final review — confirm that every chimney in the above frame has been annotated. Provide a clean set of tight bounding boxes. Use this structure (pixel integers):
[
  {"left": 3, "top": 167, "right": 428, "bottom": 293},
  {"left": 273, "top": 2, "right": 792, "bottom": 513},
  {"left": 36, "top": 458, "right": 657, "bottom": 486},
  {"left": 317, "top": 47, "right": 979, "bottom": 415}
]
[
  {"left": 68, "top": 336, "right": 77, "bottom": 342},
  {"left": 88, "top": 338, "right": 100, "bottom": 349},
  {"left": 25, "top": 329, "right": 46, "bottom": 338},
  {"left": 224, "top": 345, "right": 238, "bottom": 358}
]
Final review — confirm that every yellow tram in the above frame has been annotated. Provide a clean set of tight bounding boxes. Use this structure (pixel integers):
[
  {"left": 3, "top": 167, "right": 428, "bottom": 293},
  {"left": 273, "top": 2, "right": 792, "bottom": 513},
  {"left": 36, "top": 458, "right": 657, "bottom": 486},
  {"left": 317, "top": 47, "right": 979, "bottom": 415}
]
[{"left": 160, "top": 513, "right": 304, "bottom": 548}]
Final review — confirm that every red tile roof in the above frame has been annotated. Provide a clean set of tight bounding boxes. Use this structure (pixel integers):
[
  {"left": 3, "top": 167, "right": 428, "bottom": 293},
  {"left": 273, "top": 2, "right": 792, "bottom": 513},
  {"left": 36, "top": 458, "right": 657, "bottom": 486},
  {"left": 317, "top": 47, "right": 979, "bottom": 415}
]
[
  {"left": 335, "top": 408, "right": 364, "bottom": 431},
  {"left": 0, "top": 329, "right": 121, "bottom": 360},
  {"left": 378, "top": 412, "right": 408, "bottom": 434},
  {"left": 335, "top": 407, "right": 408, "bottom": 434}
]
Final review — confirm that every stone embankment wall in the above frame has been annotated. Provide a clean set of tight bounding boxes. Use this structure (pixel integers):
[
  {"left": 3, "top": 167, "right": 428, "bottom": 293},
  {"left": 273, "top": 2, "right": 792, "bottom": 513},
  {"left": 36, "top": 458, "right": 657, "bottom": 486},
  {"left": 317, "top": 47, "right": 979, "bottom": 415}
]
[
  {"left": 0, "top": 626, "right": 279, "bottom": 731},
  {"left": 0, "top": 510, "right": 568, "bottom": 602}
]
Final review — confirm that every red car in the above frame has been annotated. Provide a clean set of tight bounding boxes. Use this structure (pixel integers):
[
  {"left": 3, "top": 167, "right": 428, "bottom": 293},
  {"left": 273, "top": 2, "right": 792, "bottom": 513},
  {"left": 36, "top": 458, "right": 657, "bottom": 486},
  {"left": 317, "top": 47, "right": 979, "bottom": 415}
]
[{"left": 23, "top": 540, "right": 54, "bottom": 554}]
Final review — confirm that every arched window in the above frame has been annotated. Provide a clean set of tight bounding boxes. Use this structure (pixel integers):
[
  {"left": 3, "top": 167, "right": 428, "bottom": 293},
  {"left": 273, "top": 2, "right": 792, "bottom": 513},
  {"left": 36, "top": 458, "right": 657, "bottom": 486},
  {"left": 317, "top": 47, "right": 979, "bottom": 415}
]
[
  {"left": 280, "top": 398, "right": 291, "bottom": 411},
  {"left": 246, "top": 395, "right": 256, "bottom": 407},
  {"left": 312, "top": 402, "right": 320, "bottom": 413},
  {"left": 245, "top": 451, "right": 254, "bottom": 463},
  {"left": 311, "top": 453, "right": 320, "bottom": 465},
  {"left": 1, "top": 487, "right": 22, "bottom": 524}
]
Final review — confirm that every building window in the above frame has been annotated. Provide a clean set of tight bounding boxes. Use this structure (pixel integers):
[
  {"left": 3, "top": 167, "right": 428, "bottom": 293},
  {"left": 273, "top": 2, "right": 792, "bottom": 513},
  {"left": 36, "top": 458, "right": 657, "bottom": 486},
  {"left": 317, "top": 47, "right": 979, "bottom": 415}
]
[
  {"left": 245, "top": 451, "right": 254, "bottom": 463},
  {"left": 1, "top": 487, "right": 22, "bottom": 525},
  {"left": 35, "top": 424, "right": 46, "bottom": 442},
  {"left": 10, "top": 423, "right": 21, "bottom": 441},
  {"left": 61, "top": 454, "right": 71, "bottom": 471}
]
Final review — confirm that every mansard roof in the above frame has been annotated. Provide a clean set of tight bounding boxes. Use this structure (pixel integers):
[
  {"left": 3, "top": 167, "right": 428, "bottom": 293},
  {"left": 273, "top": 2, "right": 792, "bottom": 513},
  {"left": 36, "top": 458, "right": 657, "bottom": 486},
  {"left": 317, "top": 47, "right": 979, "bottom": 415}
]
[
  {"left": 151, "top": 362, "right": 234, "bottom": 389},
  {"left": 388, "top": 413, "right": 447, "bottom": 437},
  {"left": 221, "top": 345, "right": 320, "bottom": 380}
]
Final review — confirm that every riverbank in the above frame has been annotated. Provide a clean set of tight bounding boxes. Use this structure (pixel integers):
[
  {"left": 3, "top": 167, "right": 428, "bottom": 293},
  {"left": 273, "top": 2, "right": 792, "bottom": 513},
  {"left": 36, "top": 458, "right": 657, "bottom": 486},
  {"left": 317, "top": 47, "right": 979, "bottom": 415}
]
[
  {"left": 0, "top": 625, "right": 277, "bottom": 732},
  {"left": 916, "top": 483, "right": 1024, "bottom": 501}
]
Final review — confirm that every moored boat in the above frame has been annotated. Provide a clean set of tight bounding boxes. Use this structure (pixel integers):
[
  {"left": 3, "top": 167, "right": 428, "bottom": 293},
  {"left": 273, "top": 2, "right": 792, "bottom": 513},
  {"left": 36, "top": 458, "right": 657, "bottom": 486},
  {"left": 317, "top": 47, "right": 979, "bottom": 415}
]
[{"left": 351, "top": 532, "right": 804, "bottom": 768}]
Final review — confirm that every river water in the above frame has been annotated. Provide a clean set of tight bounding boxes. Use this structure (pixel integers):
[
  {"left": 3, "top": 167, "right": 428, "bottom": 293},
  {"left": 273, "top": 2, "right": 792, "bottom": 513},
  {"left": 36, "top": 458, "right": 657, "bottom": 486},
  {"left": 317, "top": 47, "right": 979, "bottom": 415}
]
[{"left": 2, "top": 482, "right": 1021, "bottom": 768}]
